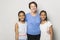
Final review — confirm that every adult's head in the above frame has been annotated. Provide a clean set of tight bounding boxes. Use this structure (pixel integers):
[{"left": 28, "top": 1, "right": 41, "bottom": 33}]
[{"left": 29, "top": 1, "right": 37, "bottom": 13}]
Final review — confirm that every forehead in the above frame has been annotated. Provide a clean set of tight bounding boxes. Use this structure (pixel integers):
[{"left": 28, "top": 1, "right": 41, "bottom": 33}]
[
  {"left": 19, "top": 13, "right": 24, "bottom": 15},
  {"left": 40, "top": 12, "right": 46, "bottom": 15},
  {"left": 41, "top": 12, "right": 45, "bottom": 14},
  {"left": 30, "top": 3, "right": 36, "bottom": 6}
]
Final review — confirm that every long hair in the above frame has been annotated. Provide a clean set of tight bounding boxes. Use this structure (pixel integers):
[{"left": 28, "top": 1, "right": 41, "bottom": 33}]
[
  {"left": 18, "top": 11, "right": 25, "bottom": 21},
  {"left": 40, "top": 10, "right": 48, "bottom": 21}
]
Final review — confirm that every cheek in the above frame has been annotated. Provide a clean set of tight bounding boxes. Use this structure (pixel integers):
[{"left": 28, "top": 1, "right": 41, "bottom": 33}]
[
  {"left": 22, "top": 15, "right": 25, "bottom": 18},
  {"left": 19, "top": 17, "right": 21, "bottom": 19},
  {"left": 40, "top": 16, "right": 46, "bottom": 19},
  {"left": 40, "top": 16, "right": 43, "bottom": 18},
  {"left": 18, "top": 16, "right": 22, "bottom": 18},
  {"left": 19, "top": 15, "right": 25, "bottom": 18},
  {"left": 23, "top": 17, "right": 25, "bottom": 19},
  {"left": 31, "top": 7, "right": 37, "bottom": 10}
]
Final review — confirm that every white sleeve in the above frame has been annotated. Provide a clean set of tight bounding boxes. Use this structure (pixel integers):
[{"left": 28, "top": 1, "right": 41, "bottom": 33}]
[{"left": 48, "top": 21, "right": 52, "bottom": 28}]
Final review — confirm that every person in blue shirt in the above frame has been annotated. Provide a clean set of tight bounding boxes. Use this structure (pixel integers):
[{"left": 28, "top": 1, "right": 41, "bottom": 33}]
[{"left": 26, "top": 1, "right": 41, "bottom": 40}]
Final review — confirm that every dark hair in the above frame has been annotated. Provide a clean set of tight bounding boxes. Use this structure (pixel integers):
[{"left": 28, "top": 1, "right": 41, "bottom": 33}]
[
  {"left": 40, "top": 10, "right": 47, "bottom": 21},
  {"left": 18, "top": 11, "right": 25, "bottom": 21},
  {"left": 29, "top": 1, "right": 37, "bottom": 9}
]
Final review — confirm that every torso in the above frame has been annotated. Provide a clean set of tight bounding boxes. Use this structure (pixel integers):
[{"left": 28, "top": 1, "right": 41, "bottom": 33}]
[
  {"left": 40, "top": 21, "right": 52, "bottom": 40},
  {"left": 26, "top": 13, "right": 41, "bottom": 35},
  {"left": 17, "top": 21, "right": 27, "bottom": 39}
]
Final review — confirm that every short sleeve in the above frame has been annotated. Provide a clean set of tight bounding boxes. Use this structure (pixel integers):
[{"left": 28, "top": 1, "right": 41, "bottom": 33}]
[
  {"left": 48, "top": 21, "right": 52, "bottom": 28},
  {"left": 25, "top": 14, "right": 28, "bottom": 21},
  {"left": 25, "top": 13, "right": 30, "bottom": 21}
]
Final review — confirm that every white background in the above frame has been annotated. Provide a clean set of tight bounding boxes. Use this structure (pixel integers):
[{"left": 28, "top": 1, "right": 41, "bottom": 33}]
[{"left": 0, "top": 0, "right": 60, "bottom": 40}]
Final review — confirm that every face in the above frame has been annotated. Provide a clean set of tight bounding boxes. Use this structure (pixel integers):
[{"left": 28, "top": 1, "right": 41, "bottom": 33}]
[
  {"left": 30, "top": 3, "right": 37, "bottom": 13},
  {"left": 40, "top": 12, "right": 46, "bottom": 21},
  {"left": 18, "top": 13, "right": 25, "bottom": 21}
]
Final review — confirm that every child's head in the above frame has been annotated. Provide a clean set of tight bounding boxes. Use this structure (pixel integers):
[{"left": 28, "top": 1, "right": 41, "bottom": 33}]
[
  {"left": 40, "top": 10, "right": 47, "bottom": 21},
  {"left": 18, "top": 11, "right": 25, "bottom": 22}
]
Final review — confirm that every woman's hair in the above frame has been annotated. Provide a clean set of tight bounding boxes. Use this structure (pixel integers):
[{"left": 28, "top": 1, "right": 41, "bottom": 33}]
[
  {"left": 40, "top": 10, "right": 48, "bottom": 21},
  {"left": 18, "top": 11, "right": 25, "bottom": 21},
  {"left": 29, "top": 1, "right": 37, "bottom": 9}
]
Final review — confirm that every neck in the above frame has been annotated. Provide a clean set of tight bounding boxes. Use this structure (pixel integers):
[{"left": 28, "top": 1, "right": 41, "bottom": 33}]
[
  {"left": 31, "top": 11, "right": 37, "bottom": 14},
  {"left": 41, "top": 20, "right": 46, "bottom": 24},
  {"left": 30, "top": 11, "right": 37, "bottom": 16}
]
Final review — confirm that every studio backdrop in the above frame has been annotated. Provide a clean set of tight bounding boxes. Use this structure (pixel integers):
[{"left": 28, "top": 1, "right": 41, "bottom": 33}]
[{"left": 0, "top": 0, "right": 60, "bottom": 40}]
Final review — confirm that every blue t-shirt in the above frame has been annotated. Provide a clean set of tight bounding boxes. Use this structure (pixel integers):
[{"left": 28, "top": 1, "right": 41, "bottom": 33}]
[{"left": 26, "top": 13, "right": 41, "bottom": 35}]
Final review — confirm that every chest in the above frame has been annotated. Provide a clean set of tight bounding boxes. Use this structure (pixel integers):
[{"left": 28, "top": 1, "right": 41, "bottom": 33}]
[
  {"left": 27, "top": 15, "right": 40, "bottom": 23},
  {"left": 18, "top": 23, "right": 27, "bottom": 32},
  {"left": 40, "top": 24, "right": 49, "bottom": 32}
]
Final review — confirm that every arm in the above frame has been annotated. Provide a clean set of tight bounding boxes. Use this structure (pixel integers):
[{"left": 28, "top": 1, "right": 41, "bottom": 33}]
[
  {"left": 49, "top": 25, "right": 53, "bottom": 40},
  {"left": 15, "top": 23, "right": 19, "bottom": 40}
]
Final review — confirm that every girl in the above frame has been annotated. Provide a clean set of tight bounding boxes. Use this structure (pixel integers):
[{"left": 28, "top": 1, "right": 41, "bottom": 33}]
[
  {"left": 40, "top": 10, "right": 53, "bottom": 40},
  {"left": 15, "top": 11, "right": 27, "bottom": 40}
]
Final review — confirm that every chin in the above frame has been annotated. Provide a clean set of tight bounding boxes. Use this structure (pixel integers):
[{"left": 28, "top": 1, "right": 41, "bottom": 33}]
[
  {"left": 32, "top": 10, "right": 36, "bottom": 13},
  {"left": 41, "top": 19, "right": 45, "bottom": 21},
  {"left": 21, "top": 19, "right": 24, "bottom": 21}
]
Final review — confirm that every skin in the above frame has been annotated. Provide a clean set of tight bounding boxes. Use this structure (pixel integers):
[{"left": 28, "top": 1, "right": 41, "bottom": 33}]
[
  {"left": 18, "top": 13, "right": 25, "bottom": 23},
  {"left": 30, "top": 3, "right": 37, "bottom": 16},
  {"left": 40, "top": 12, "right": 53, "bottom": 40},
  {"left": 15, "top": 23, "right": 18, "bottom": 40},
  {"left": 15, "top": 13, "right": 25, "bottom": 40}
]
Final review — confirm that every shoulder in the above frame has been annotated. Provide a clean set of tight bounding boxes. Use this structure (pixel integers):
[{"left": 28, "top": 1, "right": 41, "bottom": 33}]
[
  {"left": 26, "top": 13, "right": 30, "bottom": 16},
  {"left": 47, "top": 21, "right": 52, "bottom": 27},
  {"left": 47, "top": 21, "right": 52, "bottom": 24},
  {"left": 25, "top": 13, "right": 30, "bottom": 20},
  {"left": 36, "top": 13, "right": 40, "bottom": 17},
  {"left": 15, "top": 23, "right": 18, "bottom": 26},
  {"left": 15, "top": 22, "right": 18, "bottom": 28},
  {"left": 37, "top": 13, "right": 40, "bottom": 15},
  {"left": 15, "top": 21, "right": 19, "bottom": 26}
]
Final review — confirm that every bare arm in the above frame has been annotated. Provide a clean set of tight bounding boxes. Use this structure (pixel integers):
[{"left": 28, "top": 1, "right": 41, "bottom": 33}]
[
  {"left": 15, "top": 23, "right": 19, "bottom": 40},
  {"left": 49, "top": 25, "right": 53, "bottom": 40}
]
